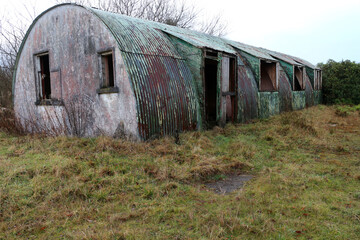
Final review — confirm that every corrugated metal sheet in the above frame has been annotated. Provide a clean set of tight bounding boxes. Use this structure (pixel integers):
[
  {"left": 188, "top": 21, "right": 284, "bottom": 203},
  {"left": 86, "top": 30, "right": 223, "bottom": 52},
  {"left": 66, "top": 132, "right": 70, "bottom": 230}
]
[
  {"left": 304, "top": 75, "right": 314, "bottom": 107},
  {"left": 278, "top": 68, "right": 293, "bottom": 112},
  {"left": 237, "top": 64, "right": 258, "bottom": 122},
  {"left": 90, "top": 8, "right": 198, "bottom": 139},
  {"left": 288, "top": 55, "right": 318, "bottom": 70},
  {"left": 90, "top": 8, "right": 182, "bottom": 57},
  {"left": 261, "top": 48, "right": 301, "bottom": 66},
  {"left": 161, "top": 29, "right": 237, "bottom": 54},
  {"left": 225, "top": 40, "right": 277, "bottom": 61},
  {"left": 277, "top": 59, "right": 294, "bottom": 88}
]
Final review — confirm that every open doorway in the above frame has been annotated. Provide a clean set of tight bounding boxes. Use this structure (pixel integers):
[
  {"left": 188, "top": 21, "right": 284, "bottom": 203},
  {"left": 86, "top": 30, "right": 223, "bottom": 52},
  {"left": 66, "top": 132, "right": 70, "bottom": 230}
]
[{"left": 204, "top": 58, "right": 218, "bottom": 125}]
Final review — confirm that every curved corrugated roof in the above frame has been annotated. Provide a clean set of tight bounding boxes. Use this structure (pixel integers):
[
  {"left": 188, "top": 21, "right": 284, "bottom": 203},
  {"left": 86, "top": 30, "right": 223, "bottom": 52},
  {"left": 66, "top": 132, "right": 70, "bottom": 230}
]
[
  {"left": 225, "top": 39, "right": 277, "bottom": 61},
  {"left": 260, "top": 48, "right": 302, "bottom": 66},
  {"left": 88, "top": 7, "right": 199, "bottom": 139}
]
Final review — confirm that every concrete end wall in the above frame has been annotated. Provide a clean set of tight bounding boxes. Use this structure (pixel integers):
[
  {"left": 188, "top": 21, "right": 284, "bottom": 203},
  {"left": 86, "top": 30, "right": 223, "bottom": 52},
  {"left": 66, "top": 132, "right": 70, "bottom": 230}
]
[{"left": 13, "top": 5, "right": 139, "bottom": 140}]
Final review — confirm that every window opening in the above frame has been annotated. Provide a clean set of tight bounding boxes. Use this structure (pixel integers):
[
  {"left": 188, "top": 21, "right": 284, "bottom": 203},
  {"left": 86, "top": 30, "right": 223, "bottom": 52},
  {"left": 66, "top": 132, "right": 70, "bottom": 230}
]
[
  {"left": 294, "top": 66, "right": 304, "bottom": 91},
  {"left": 38, "top": 54, "right": 51, "bottom": 99},
  {"left": 101, "top": 52, "right": 114, "bottom": 88},
  {"left": 260, "top": 60, "right": 277, "bottom": 91}
]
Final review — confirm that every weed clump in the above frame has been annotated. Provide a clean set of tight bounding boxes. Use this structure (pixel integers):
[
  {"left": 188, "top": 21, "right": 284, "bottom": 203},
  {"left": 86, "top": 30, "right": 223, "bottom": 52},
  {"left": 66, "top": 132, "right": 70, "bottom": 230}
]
[{"left": 279, "top": 112, "right": 317, "bottom": 136}]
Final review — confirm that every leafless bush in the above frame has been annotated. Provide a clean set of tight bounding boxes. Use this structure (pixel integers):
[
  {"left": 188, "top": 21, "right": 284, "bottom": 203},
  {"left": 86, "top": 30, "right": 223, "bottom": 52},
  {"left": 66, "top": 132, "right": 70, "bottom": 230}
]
[
  {"left": 63, "top": 94, "right": 95, "bottom": 137},
  {"left": 0, "top": 108, "right": 25, "bottom": 135},
  {"left": 56, "top": 0, "right": 227, "bottom": 36}
]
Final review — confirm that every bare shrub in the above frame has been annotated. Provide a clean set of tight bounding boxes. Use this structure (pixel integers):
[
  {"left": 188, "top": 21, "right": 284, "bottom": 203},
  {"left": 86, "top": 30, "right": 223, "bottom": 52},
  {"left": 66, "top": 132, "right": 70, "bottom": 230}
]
[
  {"left": 10, "top": 94, "right": 96, "bottom": 137},
  {"left": 0, "top": 108, "right": 25, "bottom": 135}
]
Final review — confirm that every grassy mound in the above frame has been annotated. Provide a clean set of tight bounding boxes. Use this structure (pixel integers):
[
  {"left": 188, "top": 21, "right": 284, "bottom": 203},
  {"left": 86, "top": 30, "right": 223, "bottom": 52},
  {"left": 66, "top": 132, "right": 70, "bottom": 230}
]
[{"left": 0, "top": 105, "right": 359, "bottom": 239}]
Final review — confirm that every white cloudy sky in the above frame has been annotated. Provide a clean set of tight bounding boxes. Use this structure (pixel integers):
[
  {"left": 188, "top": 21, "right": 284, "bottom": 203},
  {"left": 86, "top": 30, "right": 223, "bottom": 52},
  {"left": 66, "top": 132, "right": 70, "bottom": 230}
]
[{"left": 1, "top": 0, "right": 360, "bottom": 65}]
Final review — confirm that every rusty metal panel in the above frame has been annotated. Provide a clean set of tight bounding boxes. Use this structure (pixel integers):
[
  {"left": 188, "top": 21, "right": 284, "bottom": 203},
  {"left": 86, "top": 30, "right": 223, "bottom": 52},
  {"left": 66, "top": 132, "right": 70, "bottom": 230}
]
[
  {"left": 166, "top": 35, "right": 203, "bottom": 128},
  {"left": 237, "top": 64, "right": 259, "bottom": 123},
  {"left": 278, "top": 67, "right": 293, "bottom": 112},
  {"left": 89, "top": 8, "right": 199, "bottom": 139},
  {"left": 123, "top": 53, "right": 198, "bottom": 139}
]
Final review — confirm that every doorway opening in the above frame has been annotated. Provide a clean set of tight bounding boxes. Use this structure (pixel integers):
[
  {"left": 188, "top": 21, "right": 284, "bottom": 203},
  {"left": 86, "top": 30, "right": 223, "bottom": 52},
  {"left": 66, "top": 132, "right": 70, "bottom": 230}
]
[
  {"left": 225, "top": 57, "right": 236, "bottom": 122},
  {"left": 205, "top": 58, "right": 218, "bottom": 125}
]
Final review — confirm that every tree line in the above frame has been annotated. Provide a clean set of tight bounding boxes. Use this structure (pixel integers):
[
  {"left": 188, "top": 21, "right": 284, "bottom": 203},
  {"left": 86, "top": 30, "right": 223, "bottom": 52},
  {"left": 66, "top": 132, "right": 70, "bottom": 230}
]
[{"left": 318, "top": 60, "right": 360, "bottom": 105}]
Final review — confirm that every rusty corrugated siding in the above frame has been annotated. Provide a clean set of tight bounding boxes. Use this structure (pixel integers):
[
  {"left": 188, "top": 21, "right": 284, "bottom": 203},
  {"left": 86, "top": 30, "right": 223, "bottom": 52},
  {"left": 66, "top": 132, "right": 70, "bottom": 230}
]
[
  {"left": 278, "top": 67, "right": 293, "bottom": 112},
  {"left": 237, "top": 64, "right": 259, "bottom": 122},
  {"left": 90, "top": 8, "right": 198, "bottom": 139},
  {"left": 304, "top": 75, "right": 314, "bottom": 107}
]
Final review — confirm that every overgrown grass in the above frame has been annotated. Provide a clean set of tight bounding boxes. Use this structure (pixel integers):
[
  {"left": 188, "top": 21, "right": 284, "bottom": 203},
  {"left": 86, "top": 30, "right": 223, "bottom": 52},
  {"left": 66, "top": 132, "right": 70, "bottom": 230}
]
[{"left": 0, "top": 105, "right": 359, "bottom": 239}]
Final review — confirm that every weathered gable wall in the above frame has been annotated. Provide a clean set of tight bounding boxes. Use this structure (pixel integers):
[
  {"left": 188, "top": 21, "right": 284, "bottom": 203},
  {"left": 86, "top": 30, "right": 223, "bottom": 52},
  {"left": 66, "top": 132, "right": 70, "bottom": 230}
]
[{"left": 14, "top": 5, "right": 139, "bottom": 139}]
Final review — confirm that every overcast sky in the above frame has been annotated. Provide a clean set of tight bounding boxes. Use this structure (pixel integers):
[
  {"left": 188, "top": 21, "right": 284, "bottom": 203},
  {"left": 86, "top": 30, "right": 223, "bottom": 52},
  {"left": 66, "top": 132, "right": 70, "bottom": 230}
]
[{"left": 2, "top": 0, "right": 360, "bottom": 65}]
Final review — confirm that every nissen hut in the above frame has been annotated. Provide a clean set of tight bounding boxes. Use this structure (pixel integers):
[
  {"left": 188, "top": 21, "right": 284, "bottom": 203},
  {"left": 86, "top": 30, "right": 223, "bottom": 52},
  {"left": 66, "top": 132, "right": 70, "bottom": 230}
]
[{"left": 13, "top": 3, "right": 322, "bottom": 140}]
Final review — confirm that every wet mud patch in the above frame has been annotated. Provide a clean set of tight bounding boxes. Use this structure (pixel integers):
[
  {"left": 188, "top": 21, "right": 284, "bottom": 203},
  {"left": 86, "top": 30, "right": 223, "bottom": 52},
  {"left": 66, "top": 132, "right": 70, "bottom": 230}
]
[{"left": 205, "top": 174, "right": 253, "bottom": 194}]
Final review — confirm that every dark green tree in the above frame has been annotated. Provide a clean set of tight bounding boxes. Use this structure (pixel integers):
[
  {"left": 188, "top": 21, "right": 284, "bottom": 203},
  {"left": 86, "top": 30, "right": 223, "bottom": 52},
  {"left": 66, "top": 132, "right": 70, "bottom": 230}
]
[{"left": 317, "top": 59, "right": 360, "bottom": 105}]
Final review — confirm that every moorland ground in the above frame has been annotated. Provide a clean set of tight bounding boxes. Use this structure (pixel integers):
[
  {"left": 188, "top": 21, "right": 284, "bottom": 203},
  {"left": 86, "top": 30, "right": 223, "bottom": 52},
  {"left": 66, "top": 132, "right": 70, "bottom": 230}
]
[{"left": 0, "top": 105, "right": 359, "bottom": 239}]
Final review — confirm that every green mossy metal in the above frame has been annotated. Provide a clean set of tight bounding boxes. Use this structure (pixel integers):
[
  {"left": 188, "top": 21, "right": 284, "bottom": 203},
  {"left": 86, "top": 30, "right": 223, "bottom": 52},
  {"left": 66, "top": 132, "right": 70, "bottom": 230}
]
[
  {"left": 167, "top": 35, "right": 203, "bottom": 129},
  {"left": 238, "top": 51, "right": 260, "bottom": 86},
  {"left": 313, "top": 90, "right": 322, "bottom": 105},
  {"left": 278, "top": 60, "right": 294, "bottom": 88},
  {"left": 258, "top": 92, "right": 280, "bottom": 119},
  {"left": 306, "top": 66, "right": 315, "bottom": 87},
  {"left": 292, "top": 91, "right": 306, "bottom": 110}
]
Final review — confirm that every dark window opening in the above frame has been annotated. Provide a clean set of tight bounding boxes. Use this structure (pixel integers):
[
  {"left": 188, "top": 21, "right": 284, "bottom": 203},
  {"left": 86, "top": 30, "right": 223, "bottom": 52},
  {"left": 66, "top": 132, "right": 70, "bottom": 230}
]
[
  {"left": 101, "top": 52, "right": 114, "bottom": 88},
  {"left": 205, "top": 58, "right": 218, "bottom": 125},
  {"left": 294, "top": 66, "right": 304, "bottom": 91},
  {"left": 38, "top": 54, "right": 51, "bottom": 99},
  {"left": 260, "top": 60, "right": 277, "bottom": 91}
]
